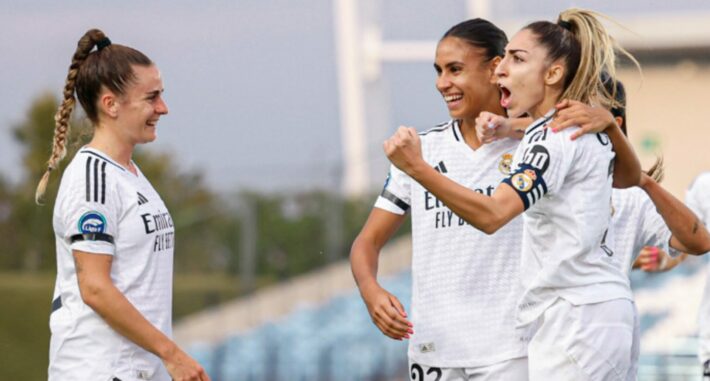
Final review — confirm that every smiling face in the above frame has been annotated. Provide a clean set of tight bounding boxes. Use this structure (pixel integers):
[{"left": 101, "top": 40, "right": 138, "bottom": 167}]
[
  {"left": 434, "top": 37, "right": 500, "bottom": 122},
  {"left": 111, "top": 64, "right": 168, "bottom": 145},
  {"left": 495, "top": 29, "right": 565, "bottom": 119}
]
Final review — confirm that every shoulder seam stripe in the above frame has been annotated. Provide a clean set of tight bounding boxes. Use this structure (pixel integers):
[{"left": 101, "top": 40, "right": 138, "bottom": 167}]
[
  {"left": 85, "top": 156, "right": 91, "bottom": 202},
  {"left": 83, "top": 155, "right": 109, "bottom": 205},
  {"left": 93, "top": 158, "right": 99, "bottom": 203},
  {"left": 101, "top": 161, "right": 106, "bottom": 204}
]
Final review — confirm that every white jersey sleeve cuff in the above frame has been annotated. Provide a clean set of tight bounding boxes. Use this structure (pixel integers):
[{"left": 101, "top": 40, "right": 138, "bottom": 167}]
[{"left": 70, "top": 240, "right": 115, "bottom": 255}]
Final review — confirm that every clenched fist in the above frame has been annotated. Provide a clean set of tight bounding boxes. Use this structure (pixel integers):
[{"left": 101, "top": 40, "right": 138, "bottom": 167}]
[{"left": 383, "top": 126, "right": 424, "bottom": 176}]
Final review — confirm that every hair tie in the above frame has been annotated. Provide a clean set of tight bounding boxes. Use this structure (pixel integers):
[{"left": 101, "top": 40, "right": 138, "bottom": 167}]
[
  {"left": 557, "top": 20, "right": 572, "bottom": 31},
  {"left": 97, "top": 37, "right": 112, "bottom": 51}
]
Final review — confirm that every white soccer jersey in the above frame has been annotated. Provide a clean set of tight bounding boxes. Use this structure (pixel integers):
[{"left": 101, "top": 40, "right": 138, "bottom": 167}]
[
  {"left": 503, "top": 110, "right": 633, "bottom": 326},
  {"left": 375, "top": 120, "right": 527, "bottom": 368},
  {"left": 610, "top": 187, "right": 672, "bottom": 276},
  {"left": 687, "top": 172, "right": 710, "bottom": 364},
  {"left": 49, "top": 147, "right": 174, "bottom": 381}
]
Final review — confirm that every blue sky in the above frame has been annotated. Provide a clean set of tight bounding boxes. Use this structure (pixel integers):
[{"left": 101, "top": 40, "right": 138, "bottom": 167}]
[{"left": 1, "top": 0, "right": 707, "bottom": 193}]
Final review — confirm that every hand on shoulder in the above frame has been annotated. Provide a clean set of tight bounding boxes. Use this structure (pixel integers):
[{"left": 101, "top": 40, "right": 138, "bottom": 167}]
[{"left": 549, "top": 99, "right": 616, "bottom": 141}]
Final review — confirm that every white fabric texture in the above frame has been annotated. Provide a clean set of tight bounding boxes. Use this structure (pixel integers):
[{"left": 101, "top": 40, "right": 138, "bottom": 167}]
[
  {"left": 527, "top": 298, "right": 635, "bottom": 381},
  {"left": 506, "top": 112, "right": 633, "bottom": 326},
  {"left": 610, "top": 187, "right": 672, "bottom": 276}
]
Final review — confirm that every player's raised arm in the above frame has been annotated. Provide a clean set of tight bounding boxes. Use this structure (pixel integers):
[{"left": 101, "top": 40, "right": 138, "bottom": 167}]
[{"left": 384, "top": 126, "right": 524, "bottom": 234}]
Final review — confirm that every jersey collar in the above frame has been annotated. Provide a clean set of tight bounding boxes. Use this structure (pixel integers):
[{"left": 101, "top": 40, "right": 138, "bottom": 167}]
[
  {"left": 525, "top": 108, "right": 556, "bottom": 136},
  {"left": 78, "top": 146, "right": 140, "bottom": 177}
]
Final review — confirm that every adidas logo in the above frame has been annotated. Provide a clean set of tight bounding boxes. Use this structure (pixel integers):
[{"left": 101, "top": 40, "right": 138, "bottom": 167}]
[
  {"left": 137, "top": 192, "right": 149, "bottom": 206},
  {"left": 433, "top": 161, "right": 448, "bottom": 174},
  {"left": 419, "top": 342, "right": 436, "bottom": 353}
]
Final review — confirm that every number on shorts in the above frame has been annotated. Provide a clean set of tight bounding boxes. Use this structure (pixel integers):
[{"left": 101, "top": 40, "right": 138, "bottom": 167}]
[
  {"left": 410, "top": 363, "right": 442, "bottom": 381},
  {"left": 427, "top": 367, "right": 442, "bottom": 381}
]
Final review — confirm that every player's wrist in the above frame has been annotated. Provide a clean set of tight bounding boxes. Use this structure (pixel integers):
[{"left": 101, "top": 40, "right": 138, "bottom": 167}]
[
  {"left": 358, "top": 278, "right": 382, "bottom": 297},
  {"left": 408, "top": 159, "right": 433, "bottom": 181},
  {"left": 155, "top": 339, "right": 179, "bottom": 361}
]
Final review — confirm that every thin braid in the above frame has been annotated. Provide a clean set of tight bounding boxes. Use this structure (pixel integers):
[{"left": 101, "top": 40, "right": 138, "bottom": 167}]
[{"left": 35, "top": 29, "right": 105, "bottom": 204}]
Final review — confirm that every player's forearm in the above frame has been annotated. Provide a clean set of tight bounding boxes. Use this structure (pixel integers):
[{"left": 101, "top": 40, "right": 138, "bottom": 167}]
[
  {"left": 607, "top": 124, "right": 641, "bottom": 188},
  {"left": 642, "top": 179, "right": 710, "bottom": 254},
  {"left": 350, "top": 238, "right": 382, "bottom": 293},
  {"left": 350, "top": 209, "right": 406, "bottom": 295},
  {"left": 409, "top": 163, "right": 504, "bottom": 234},
  {"left": 80, "top": 280, "right": 177, "bottom": 360}
]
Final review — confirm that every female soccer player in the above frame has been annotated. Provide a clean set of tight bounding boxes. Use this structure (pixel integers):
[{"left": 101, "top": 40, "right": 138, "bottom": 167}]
[
  {"left": 384, "top": 8, "right": 643, "bottom": 379},
  {"left": 351, "top": 19, "right": 532, "bottom": 380},
  {"left": 481, "top": 81, "right": 710, "bottom": 379},
  {"left": 38, "top": 29, "right": 209, "bottom": 381}
]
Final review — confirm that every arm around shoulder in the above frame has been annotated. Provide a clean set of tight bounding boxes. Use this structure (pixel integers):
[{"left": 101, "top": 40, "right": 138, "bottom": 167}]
[{"left": 410, "top": 162, "right": 524, "bottom": 234}]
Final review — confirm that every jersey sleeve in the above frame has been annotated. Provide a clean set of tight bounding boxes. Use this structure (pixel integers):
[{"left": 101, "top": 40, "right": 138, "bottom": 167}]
[
  {"left": 58, "top": 161, "right": 122, "bottom": 255},
  {"left": 374, "top": 164, "right": 411, "bottom": 215},
  {"left": 502, "top": 127, "right": 573, "bottom": 210}
]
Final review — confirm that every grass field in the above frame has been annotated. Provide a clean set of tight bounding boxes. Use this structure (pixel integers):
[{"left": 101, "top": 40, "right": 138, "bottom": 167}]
[{"left": 0, "top": 271, "right": 244, "bottom": 380}]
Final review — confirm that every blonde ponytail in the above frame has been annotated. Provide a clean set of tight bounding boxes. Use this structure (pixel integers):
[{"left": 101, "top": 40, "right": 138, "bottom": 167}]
[
  {"left": 524, "top": 8, "right": 640, "bottom": 109},
  {"left": 557, "top": 8, "right": 639, "bottom": 109}
]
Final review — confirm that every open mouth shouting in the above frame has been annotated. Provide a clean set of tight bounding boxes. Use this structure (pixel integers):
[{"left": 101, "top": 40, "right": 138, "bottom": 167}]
[{"left": 498, "top": 84, "right": 511, "bottom": 109}]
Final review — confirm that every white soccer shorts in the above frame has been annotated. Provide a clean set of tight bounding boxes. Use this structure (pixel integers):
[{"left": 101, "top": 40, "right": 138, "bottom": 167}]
[{"left": 527, "top": 298, "right": 635, "bottom": 381}]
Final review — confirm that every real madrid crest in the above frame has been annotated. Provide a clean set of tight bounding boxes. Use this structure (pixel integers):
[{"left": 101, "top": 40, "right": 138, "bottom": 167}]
[
  {"left": 511, "top": 173, "right": 534, "bottom": 192},
  {"left": 499, "top": 153, "right": 513, "bottom": 175}
]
